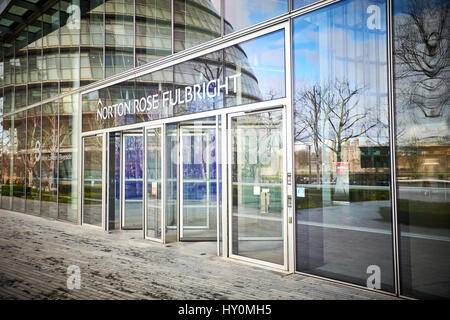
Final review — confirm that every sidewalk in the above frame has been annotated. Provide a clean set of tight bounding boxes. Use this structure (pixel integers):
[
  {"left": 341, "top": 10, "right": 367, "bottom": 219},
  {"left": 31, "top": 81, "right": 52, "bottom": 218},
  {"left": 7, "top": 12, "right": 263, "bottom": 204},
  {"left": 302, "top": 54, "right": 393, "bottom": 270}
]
[{"left": 0, "top": 209, "right": 398, "bottom": 300}]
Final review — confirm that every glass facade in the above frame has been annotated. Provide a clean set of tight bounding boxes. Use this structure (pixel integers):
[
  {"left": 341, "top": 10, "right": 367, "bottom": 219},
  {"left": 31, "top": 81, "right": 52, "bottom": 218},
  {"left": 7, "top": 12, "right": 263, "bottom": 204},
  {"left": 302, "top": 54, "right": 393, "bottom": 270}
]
[
  {"left": 293, "top": 0, "right": 394, "bottom": 292},
  {"left": 393, "top": 0, "right": 450, "bottom": 299},
  {"left": 0, "top": 0, "right": 448, "bottom": 300},
  {"left": 82, "top": 28, "right": 285, "bottom": 132}
]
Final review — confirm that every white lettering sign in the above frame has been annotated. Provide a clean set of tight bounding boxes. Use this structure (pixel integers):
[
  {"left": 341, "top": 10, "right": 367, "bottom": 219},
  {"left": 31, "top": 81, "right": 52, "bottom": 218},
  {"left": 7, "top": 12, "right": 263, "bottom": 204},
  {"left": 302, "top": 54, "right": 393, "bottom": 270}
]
[{"left": 95, "top": 73, "right": 242, "bottom": 121}]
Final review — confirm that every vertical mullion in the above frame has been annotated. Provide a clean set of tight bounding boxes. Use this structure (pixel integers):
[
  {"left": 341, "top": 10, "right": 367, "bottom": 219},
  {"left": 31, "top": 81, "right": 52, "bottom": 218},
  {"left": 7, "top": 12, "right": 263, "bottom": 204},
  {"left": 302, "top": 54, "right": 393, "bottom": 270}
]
[
  {"left": 103, "top": 0, "right": 106, "bottom": 79},
  {"left": 56, "top": 100, "right": 60, "bottom": 218},
  {"left": 24, "top": 109, "right": 28, "bottom": 213},
  {"left": 386, "top": 0, "right": 400, "bottom": 297},
  {"left": 38, "top": 104, "right": 42, "bottom": 215},
  {"left": 171, "top": 0, "right": 174, "bottom": 55},
  {"left": 133, "top": 0, "right": 136, "bottom": 69}
]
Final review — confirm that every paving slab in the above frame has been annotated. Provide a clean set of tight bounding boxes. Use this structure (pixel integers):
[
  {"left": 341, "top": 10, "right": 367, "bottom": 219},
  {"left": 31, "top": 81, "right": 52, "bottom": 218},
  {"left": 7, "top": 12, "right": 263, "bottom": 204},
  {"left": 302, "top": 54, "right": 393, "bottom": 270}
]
[{"left": 0, "top": 209, "right": 399, "bottom": 300}]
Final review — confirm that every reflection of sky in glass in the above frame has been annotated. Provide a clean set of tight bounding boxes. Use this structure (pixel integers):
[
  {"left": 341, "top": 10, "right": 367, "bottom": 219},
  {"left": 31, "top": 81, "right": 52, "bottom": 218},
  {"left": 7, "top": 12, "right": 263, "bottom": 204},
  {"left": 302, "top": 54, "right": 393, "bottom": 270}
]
[
  {"left": 293, "top": 0, "right": 319, "bottom": 10},
  {"left": 293, "top": 0, "right": 389, "bottom": 145},
  {"left": 293, "top": 0, "right": 387, "bottom": 85},
  {"left": 225, "top": 0, "right": 288, "bottom": 33},
  {"left": 239, "top": 29, "right": 286, "bottom": 99}
]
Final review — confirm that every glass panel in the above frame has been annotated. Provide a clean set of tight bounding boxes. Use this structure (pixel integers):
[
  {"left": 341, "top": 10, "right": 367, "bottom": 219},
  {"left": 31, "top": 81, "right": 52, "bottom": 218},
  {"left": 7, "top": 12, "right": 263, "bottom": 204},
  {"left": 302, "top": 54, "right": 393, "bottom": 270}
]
[
  {"left": 135, "top": 0, "right": 172, "bottom": 66},
  {"left": 293, "top": 0, "right": 319, "bottom": 10},
  {"left": 165, "top": 124, "right": 178, "bottom": 242},
  {"left": 224, "top": 29, "right": 285, "bottom": 107},
  {"left": 231, "top": 110, "right": 284, "bottom": 265},
  {"left": 12, "top": 112, "right": 26, "bottom": 212},
  {"left": 224, "top": 0, "right": 288, "bottom": 34},
  {"left": 14, "top": 86, "right": 27, "bottom": 110},
  {"left": 108, "top": 132, "right": 121, "bottom": 230},
  {"left": 123, "top": 134, "right": 144, "bottom": 229},
  {"left": 180, "top": 118, "right": 217, "bottom": 239},
  {"left": 42, "top": 83, "right": 60, "bottom": 105},
  {"left": 28, "top": 47, "right": 43, "bottom": 84},
  {"left": 80, "top": 47, "right": 103, "bottom": 82},
  {"left": 82, "top": 135, "right": 103, "bottom": 226},
  {"left": 60, "top": 48, "right": 80, "bottom": 90},
  {"left": 15, "top": 31, "right": 28, "bottom": 86},
  {"left": 393, "top": 0, "right": 450, "bottom": 299},
  {"left": 0, "top": 115, "right": 2, "bottom": 206},
  {"left": 80, "top": 0, "right": 104, "bottom": 82},
  {"left": 42, "top": 48, "right": 60, "bottom": 82},
  {"left": 3, "top": 86, "right": 13, "bottom": 115},
  {"left": 15, "top": 50, "right": 28, "bottom": 88},
  {"left": 1, "top": 114, "right": 12, "bottom": 210},
  {"left": 293, "top": 0, "right": 394, "bottom": 291},
  {"left": 146, "top": 127, "right": 162, "bottom": 239},
  {"left": 174, "top": 0, "right": 221, "bottom": 52},
  {"left": 60, "top": 0, "right": 81, "bottom": 46},
  {"left": 41, "top": 101, "right": 59, "bottom": 218},
  {"left": 27, "top": 84, "right": 42, "bottom": 106},
  {"left": 41, "top": 3, "right": 60, "bottom": 88},
  {"left": 217, "top": 115, "right": 222, "bottom": 255},
  {"left": 84, "top": 29, "right": 285, "bottom": 133},
  {"left": 58, "top": 94, "right": 78, "bottom": 223},
  {"left": 42, "top": 3, "right": 60, "bottom": 47},
  {"left": 3, "top": 46, "right": 13, "bottom": 87},
  {"left": 81, "top": 87, "right": 105, "bottom": 132},
  {"left": 105, "top": 0, "right": 134, "bottom": 77},
  {"left": 26, "top": 106, "right": 41, "bottom": 215}
]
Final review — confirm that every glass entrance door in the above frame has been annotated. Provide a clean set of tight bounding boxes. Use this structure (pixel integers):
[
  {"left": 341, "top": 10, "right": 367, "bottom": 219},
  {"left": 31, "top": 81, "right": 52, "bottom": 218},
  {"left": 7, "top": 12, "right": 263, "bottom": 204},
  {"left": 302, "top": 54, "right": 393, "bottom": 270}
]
[
  {"left": 82, "top": 134, "right": 104, "bottom": 228},
  {"left": 180, "top": 123, "right": 217, "bottom": 240},
  {"left": 145, "top": 126, "right": 163, "bottom": 241},
  {"left": 122, "top": 133, "right": 144, "bottom": 229},
  {"left": 228, "top": 108, "right": 286, "bottom": 268}
]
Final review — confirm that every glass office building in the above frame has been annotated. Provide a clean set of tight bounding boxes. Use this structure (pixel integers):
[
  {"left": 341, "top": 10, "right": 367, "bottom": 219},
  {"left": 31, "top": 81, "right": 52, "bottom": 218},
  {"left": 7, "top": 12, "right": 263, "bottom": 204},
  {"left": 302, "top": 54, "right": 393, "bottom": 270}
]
[{"left": 0, "top": 0, "right": 448, "bottom": 299}]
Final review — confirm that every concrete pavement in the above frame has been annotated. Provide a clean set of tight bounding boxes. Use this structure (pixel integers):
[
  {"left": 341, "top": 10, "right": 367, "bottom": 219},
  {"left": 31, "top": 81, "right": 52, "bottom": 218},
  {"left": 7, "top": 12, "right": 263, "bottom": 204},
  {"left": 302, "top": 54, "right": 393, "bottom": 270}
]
[{"left": 0, "top": 209, "right": 398, "bottom": 300}]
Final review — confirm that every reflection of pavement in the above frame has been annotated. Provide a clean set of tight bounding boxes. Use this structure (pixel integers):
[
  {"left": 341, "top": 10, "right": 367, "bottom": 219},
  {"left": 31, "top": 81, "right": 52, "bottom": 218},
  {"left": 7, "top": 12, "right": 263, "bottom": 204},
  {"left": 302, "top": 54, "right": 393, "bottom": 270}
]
[
  {"left": 0, "top": 209, "right": 397, "bottom": 299},
  {"left": 235, "top": 240, "right": 284, "bottom": 265},
  {"left": 297, "top": 200, "right": 450, "bottom": 239},
  {"left": 398, "top": 186, "right": 449, "bottom": 203},
  {"left": 296, "top": 200, "right": 450, "bottom": 297},
  {"left": 123, "top": 202, "right": 143, "bottom": 229},
  {"left": 297, "top": 201, "right": 395, "bottom": 290}
]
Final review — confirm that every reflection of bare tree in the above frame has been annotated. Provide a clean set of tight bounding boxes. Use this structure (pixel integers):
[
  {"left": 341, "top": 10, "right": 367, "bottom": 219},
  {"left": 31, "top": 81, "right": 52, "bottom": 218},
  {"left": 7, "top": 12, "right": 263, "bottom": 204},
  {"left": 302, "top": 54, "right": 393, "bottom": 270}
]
[
  {"left": 25, "top": 114, "right": 40, "bottom": 189},
  {"left": 394, "top": 0, "right": 450, "bottom": 119},
  {"left": 295, "top": 79, "right": 376, "bottom": 165},
  {"left": 295, "top": 84, "right": 326, "bottom": 182},
  {"left": 41, "top": 108, "right": 59, "bottom": 193}
]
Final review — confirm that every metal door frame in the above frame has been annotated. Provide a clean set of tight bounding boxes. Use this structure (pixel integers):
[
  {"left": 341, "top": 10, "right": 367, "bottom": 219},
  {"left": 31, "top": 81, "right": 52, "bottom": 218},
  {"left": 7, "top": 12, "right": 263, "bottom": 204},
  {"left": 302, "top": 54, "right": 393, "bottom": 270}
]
[
  {"left": 121, "top": 132, "right": 144, "bottom": 230},
  {"left": 143, "top": 124, "right": 165, "bottom": 243},
  {"left": 178, "top": 119, "right": 218, "bottom": 241},
  {"left": 227, "top": 105, "right": 288, "bottom": 271},
  {"left": 81, "top": 132, "right": 107, "bottom": 230}
]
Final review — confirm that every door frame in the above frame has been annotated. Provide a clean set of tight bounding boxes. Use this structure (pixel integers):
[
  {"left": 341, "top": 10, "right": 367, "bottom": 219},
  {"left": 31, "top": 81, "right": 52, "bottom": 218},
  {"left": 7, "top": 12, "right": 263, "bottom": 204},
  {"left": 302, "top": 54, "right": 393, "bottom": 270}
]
[
  {"left": 121, "top": 131, "right": 144, "bottom": 230},
  {"left": 227, "top": 105, "right": 289, "bottom": 271},
  {"left": 81, "top": 132, "right": 107, "bottom": 230},
  {"left": 179, "top": 123, "right": 218, "bottom": 241},
  {"left": 143, "top": 124, "right": 166, "bottom": 243}
]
